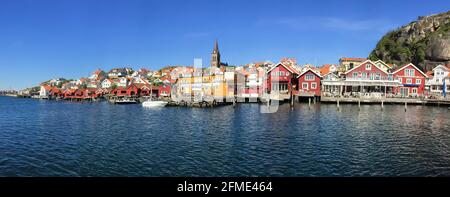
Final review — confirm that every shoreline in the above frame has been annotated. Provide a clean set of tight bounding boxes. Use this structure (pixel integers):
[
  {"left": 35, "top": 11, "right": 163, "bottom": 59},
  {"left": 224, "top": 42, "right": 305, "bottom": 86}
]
[{"left": 3, "top": 95, "right": 450, "bottom": 108}]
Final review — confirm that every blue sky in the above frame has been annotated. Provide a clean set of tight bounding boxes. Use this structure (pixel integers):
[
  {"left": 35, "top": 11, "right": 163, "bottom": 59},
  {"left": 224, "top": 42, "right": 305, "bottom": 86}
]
[{"left": 0, "top": 0, "right": 448, "bottom": 90}]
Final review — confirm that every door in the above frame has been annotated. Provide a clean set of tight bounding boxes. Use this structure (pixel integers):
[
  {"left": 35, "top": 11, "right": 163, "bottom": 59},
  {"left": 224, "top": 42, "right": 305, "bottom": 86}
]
[{"left": 400, "top": 87, "right": 409, "bottom": 96}]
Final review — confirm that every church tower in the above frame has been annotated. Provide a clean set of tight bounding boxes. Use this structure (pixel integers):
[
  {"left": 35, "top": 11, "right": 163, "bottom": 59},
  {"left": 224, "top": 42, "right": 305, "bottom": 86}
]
[{"left": 211, "top": 40, "right": 221, "bottom": 68}]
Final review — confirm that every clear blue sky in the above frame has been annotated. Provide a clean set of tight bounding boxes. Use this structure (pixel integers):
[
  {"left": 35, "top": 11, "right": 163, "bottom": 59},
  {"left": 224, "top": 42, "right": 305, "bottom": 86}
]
[{"left": 0, "top": 0, "right": 448, "bottom": 90}]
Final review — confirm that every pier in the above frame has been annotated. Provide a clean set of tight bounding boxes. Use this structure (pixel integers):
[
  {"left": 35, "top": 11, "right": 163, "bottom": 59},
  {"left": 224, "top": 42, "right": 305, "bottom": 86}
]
[{"left": 321, "top": 96, "right": 450, "bottom": 106}]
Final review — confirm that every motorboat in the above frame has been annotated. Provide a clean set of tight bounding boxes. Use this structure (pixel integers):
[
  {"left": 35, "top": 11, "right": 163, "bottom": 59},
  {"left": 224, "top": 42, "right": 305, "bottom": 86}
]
[{"left": 142, "top": 100, "right": 168, "bottom": 107}]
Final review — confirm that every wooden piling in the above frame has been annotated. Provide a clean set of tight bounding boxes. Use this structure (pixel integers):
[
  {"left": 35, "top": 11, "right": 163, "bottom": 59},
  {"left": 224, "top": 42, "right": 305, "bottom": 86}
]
[
  {"left": 405, "top": 101, "right": 407, "bottom": 111},
  {"left": 358, "top": 99, "right": 361, "bottom": 111},
  {"left": 337, "top": 99, "right": 340, "bottom": 110},
  {"left": 308, "top": 97, "right": 311, "bottom": 109},
  {"left": 381, "top": 100, "right": 384, "bottom": 111}
]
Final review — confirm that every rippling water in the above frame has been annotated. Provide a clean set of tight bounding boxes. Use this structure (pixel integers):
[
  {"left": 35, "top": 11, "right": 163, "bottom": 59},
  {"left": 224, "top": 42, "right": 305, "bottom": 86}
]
[{"left": 1, "top": 96, "right": 449, "bottom": 176}]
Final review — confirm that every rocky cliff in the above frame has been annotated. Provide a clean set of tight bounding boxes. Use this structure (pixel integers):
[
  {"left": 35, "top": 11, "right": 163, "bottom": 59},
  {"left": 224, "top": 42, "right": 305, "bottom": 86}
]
[{"left": 369, "top": 11, "right": 450, "bottom": 71}]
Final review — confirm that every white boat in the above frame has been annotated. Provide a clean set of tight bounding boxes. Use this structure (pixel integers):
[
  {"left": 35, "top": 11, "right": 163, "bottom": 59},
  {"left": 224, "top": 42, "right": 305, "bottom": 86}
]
[{"left": 142, "top": 100, "right": 168, "bottom": 107}]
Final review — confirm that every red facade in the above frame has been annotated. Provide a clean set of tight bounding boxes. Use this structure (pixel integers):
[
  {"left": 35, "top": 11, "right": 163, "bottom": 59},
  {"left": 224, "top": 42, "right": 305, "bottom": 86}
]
[
  {"left": 266, "top": 63, "right": 298, "bottom": 93},
  {"left": 297, "top": 70, "right": 321, "bottom": 96},
  {"left": 158, "top": 84, "right": 171, "bottom": 97},
  {"left": 392, "top": 64, "right": 427, "bottom": 96},
  {"left": 345, "top": 61, "right": 389, "bottom": 80}
]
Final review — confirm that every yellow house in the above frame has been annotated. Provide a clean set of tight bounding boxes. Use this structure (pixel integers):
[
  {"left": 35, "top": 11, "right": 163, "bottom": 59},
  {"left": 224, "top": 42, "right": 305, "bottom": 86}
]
[{"left": 173, "top": 72, "right": 235, "bottom": 102}]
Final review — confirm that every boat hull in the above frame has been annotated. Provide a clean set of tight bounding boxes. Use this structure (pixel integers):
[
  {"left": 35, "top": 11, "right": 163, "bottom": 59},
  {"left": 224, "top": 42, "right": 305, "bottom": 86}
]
[{"left": 142, "top": 101, "right": 168, "bottom": 107}]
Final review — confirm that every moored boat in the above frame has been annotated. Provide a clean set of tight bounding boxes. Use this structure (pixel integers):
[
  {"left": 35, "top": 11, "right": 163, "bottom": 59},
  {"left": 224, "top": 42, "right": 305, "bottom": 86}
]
[{"left": 142, "top": 100, "right": 168, "bottom": 107}]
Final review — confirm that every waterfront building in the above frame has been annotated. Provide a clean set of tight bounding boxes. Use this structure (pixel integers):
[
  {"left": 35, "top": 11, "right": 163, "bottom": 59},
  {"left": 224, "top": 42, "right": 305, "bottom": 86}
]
[
  {"left": 39, "top": 84, "right": 52, "bottom": 99},
  {"left": 338, "top": 57, "right": 367, "bottom": 73},
  {"left": 235, "top": 66, "right": 265, "bottom": 100},
  {"left": 321, "top": 72, "right": 343, "bottom": 96},
  {"left": 425, "top": 64, "right": 450, "bottom": 97},
  {"left": 50, "top": 87, "right": 63, "bottom": 98},
  {"left": 158, "top": 76, "right": 171, "bottom": 98},
  {"left": 110, "top": 85, "right": 138, "bottom": 97},
  {"left": 296, "top": 68, "right": 322, "bottom": 97},
  {"left": 392, "top": 63, "right": 427, "bottom": 97},
  {"left": 172, "top": 68, "right": 236, "bottom": 102},
  {"left": 342, "top": 60, "right": 401, "bottom": 97},
  {"left": 266, "top": 62, "right": 299, "bottom": 100}
]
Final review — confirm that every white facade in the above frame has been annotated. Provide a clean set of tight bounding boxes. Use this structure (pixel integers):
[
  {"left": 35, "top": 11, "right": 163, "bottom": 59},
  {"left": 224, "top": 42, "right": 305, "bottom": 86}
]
[
  {"left": 39, "top": 86, "right": 50, "bottom": 98},
  {"left": 374, "top": 60, "right": 392, "bottom": 72},
  {"left": 101, "top": 79, "right": 113, "bottom": 89},
  {"left": 426, "top": 65, "right": 450, "bottom": 95},
  {"left": 117, "top": 77, "right": 128, "bottom": 87}
]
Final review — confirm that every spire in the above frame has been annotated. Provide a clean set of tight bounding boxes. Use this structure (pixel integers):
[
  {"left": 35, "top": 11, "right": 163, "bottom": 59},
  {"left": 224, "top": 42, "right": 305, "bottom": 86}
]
[{"left": 213, "top": 39, "right": 219, "bottom": 53}]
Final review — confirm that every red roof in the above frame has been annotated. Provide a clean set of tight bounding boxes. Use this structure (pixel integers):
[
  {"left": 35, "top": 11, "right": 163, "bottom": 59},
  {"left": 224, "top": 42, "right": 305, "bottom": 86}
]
[
  {"left": 50, "top": 87, "right": 61, "bottom": 93},
  {"left": 42, "top": 84, "right": 52, "bottom": 91},
  {"left": 319, "top": 64, "right": 333, "bottom": 76},
  {"left": 93, "top": 69, "right": 103, "bottom": 75}
]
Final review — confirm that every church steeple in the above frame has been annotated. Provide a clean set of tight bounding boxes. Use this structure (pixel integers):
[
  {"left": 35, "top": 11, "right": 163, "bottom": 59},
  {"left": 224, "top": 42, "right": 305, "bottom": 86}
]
[{"left": 211, "top": 39, "right": 221, "bottom": 68}]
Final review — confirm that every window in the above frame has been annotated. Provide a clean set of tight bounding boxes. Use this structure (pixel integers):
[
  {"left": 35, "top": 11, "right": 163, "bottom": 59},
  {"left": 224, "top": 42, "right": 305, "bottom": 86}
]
[
  {"left": 362, "top": 72, "right": 367, "bottom": 79},
  {"left": 398, "top": 77, "right": 402, "bottom": 83},
  {"left": 416, "top": 79, "right": 422, "bottom": 84},
  {"left": 286, "top": 72, "right": 290, "bottom": 76},
  {"left": 366, "top": 64, "right": 371, "bottom": 70},
  {"left": 311, "top": 83, "right": 317, "bottom": 89},
  {"left": 302, "top": 83, "right": 308, "bottom": 89},
  {"left": 405, "top": 69, "right": 414, "bottom": 76},
  {"left": 375, "top": 73, "right": 381, "bottom": 80},
  {"left": 352, "top": 72, "right": 358, "bottom": 78},
  {"left": 305, "top": 74, "right": 315, "bottom": 81},
  {"left": 370, "top": 73, "right": 375, "bottom": 80},
  {"left": 406, "top": 78, "right": 412, "bottom": 84},
  {"left": 412, "top": 88, "right": 418, "bottom": 94}
]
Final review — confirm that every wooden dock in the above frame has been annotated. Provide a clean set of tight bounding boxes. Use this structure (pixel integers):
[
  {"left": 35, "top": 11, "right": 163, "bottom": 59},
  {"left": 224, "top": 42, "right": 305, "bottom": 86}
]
[{"left": 321, "top": 96, "right": 450, "bottom": 106}]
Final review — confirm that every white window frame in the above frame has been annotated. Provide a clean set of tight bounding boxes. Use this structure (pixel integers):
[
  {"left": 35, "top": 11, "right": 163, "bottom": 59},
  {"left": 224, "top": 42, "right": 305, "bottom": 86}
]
[
  {"left": 362, "top": 72, "right": 367, "bottom": 79},
  {"left": 311, "top": 83, "right": 317, "bottom": 89},
  {"left": 305, "top": 74, "right": 315, "bottom": 81},
  {"left": 406, "top": 78, "right": 412, "bottom": 84},
  {"left": 302, "top": 83, "right": 308, "bottom": 90},
  {"left": 416, "top": 79, "right": 421, "bottom": 84},
  {"left": 405, "top": 69, "right": 414, "bottom": 77},
  {"left": 366, "top": 64, "right": 371, "bottom": 70}
]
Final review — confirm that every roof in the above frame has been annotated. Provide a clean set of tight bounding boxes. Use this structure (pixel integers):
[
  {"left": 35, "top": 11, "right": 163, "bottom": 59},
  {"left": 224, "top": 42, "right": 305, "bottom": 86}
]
[
  {"left": 374, "top": 60, "right": 393, "bottom": 68},
  {"left": 41, "top": 84, "right": 52, "bottom": 91},
  {"left": 392, "top": 63, "right": 427, "bottom": 77},
  {"left": 319, "top": 64, "right": 334, "bottom": 76},
  {"left": 267, "top": 62, "right": 300, "bottom": 75},
  {"left": 425, "top": 71, "right": 434, "bottom": 78},
  {"left": 132, "top": 83, "right": 151, "bottom": 90},
  {"left": 432, "top": 64, "right": 450, "bottom": 71},
  {"left": 93, "top": 69, "right": 103, "bottom": 75},
  {"left": 50, "top": 87, "right": 61, "bottom": 93},
  {"left": 297, "top": 67, "right": 322, "bottom": 78},
  {"left": 340, "top": 57, "right": 367, "bottom": 62},
  {"left": 344, "top": 60, "right": 389, "bottom": 75}
]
